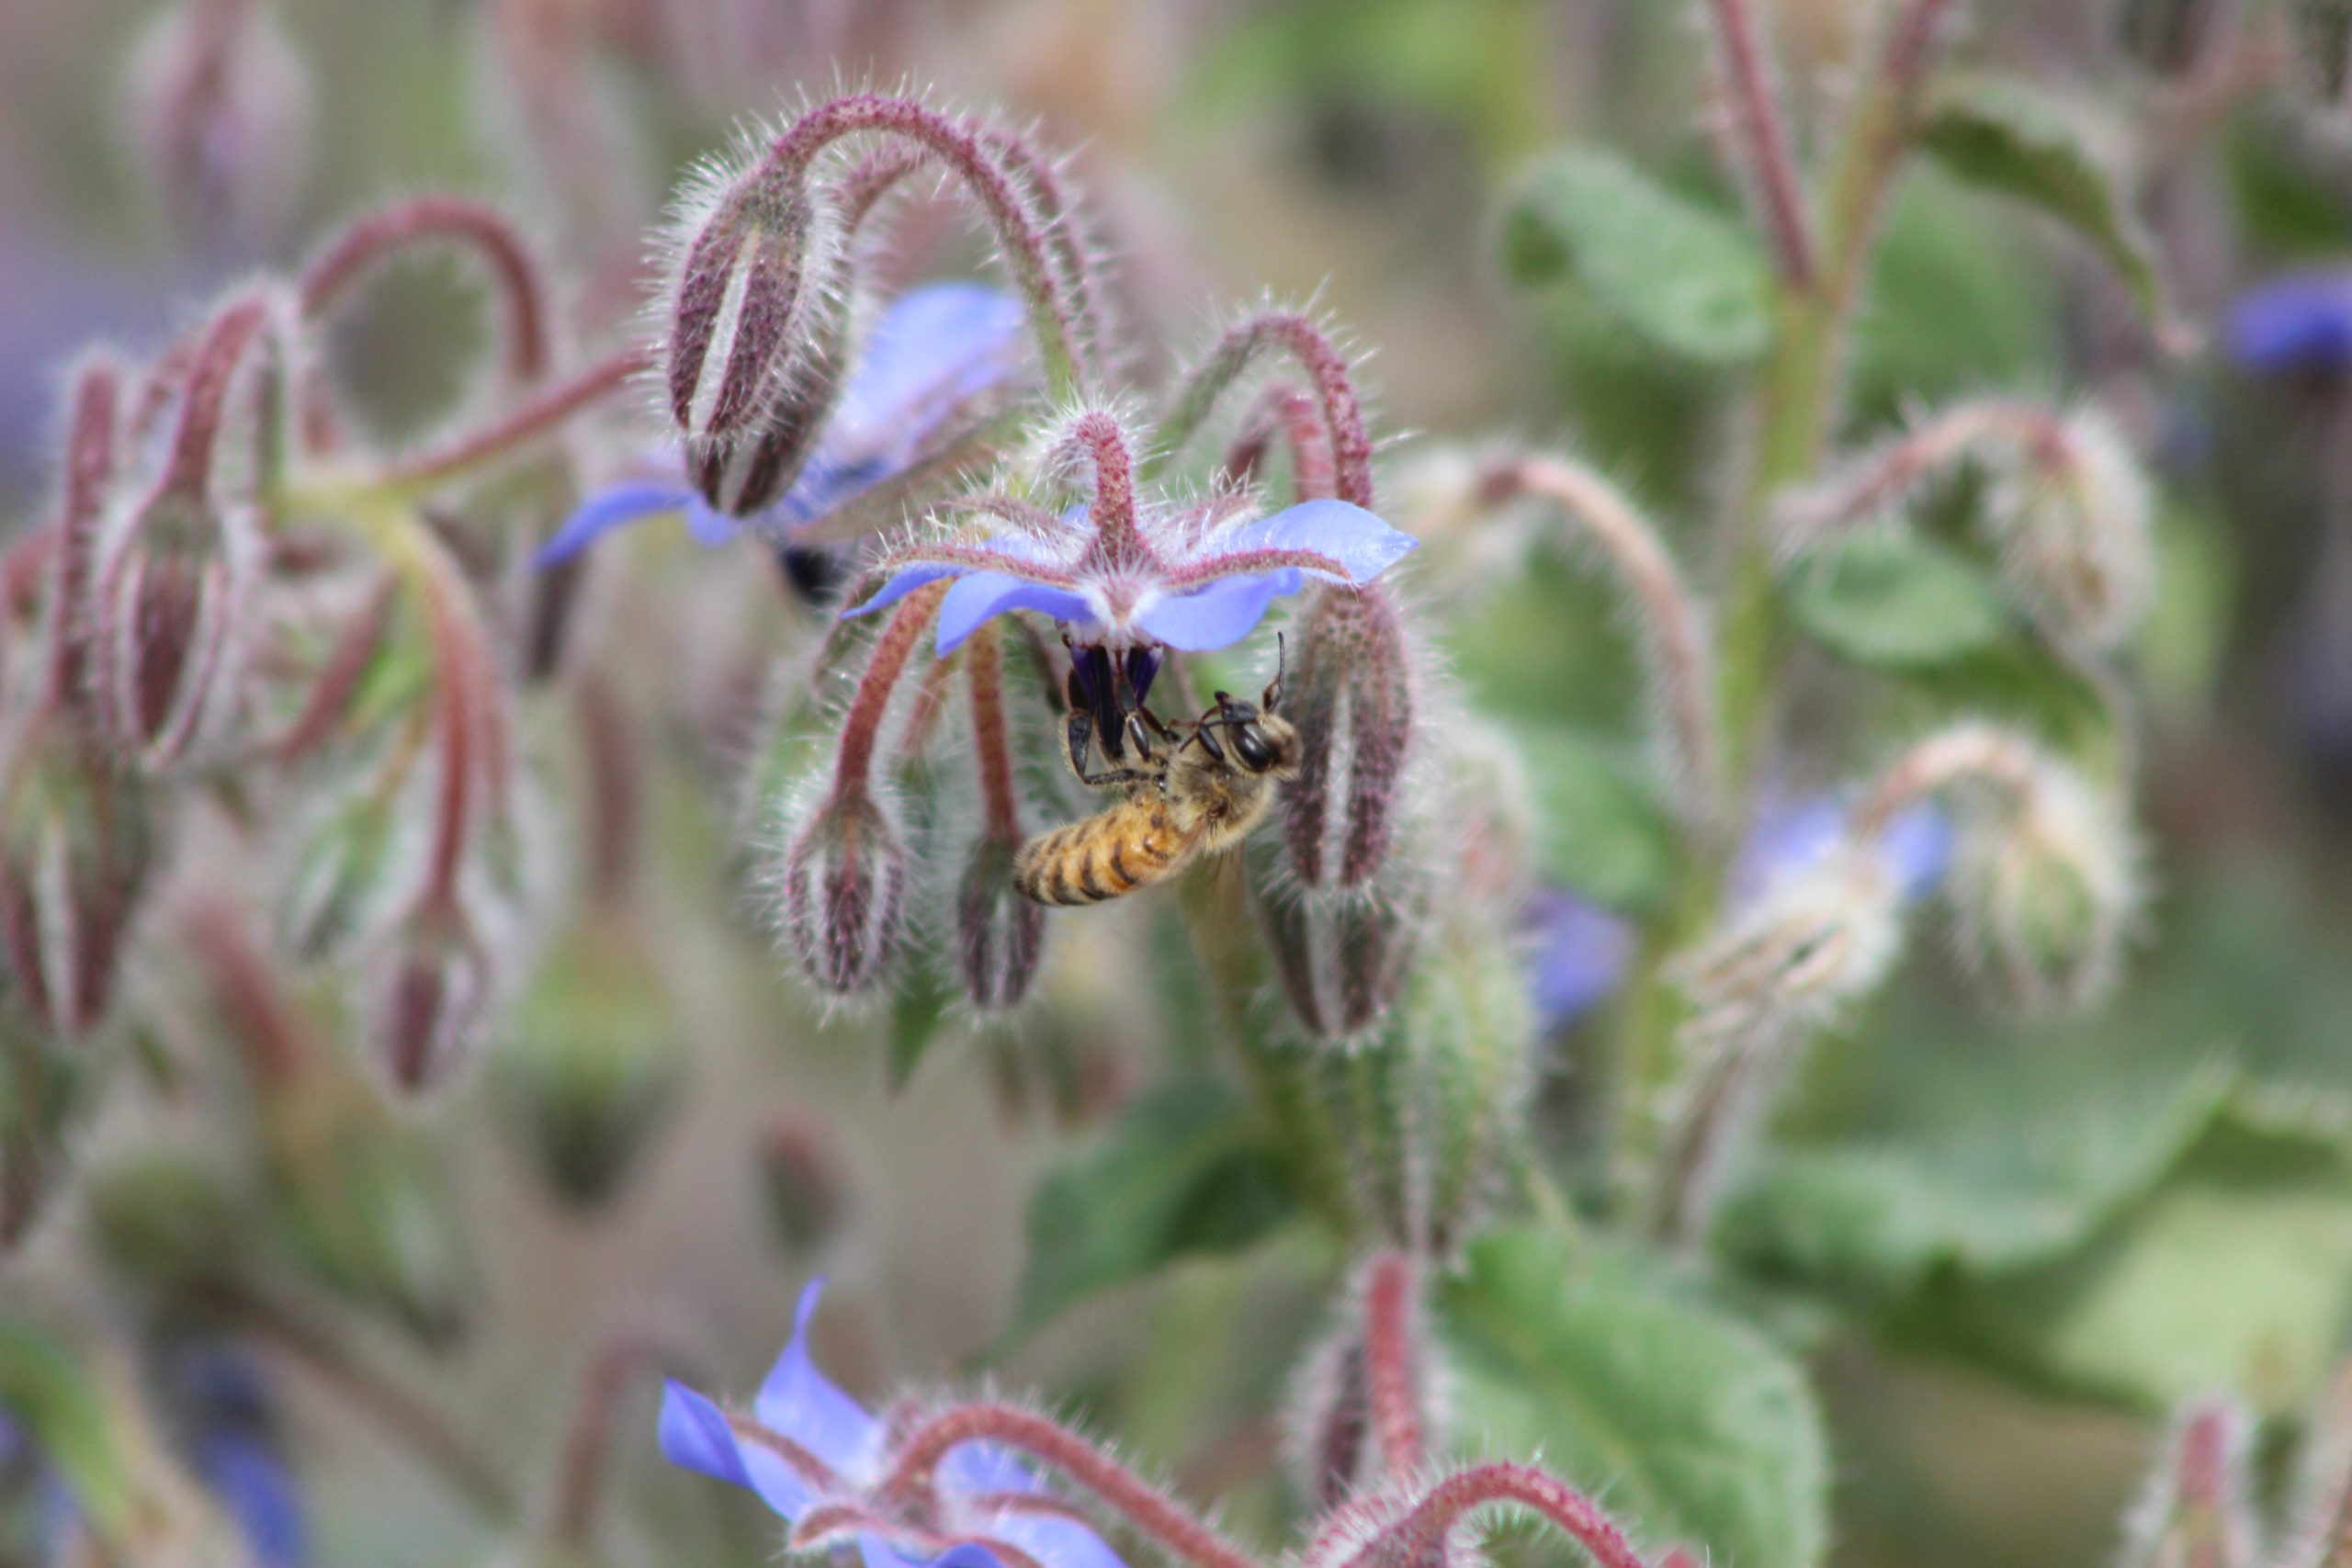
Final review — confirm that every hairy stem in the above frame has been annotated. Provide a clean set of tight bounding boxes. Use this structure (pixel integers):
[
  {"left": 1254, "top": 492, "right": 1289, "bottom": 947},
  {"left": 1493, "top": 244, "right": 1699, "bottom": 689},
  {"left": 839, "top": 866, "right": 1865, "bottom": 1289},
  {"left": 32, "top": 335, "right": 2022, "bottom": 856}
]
[
  {"left": 1701, "top": 0, "right": 1816, "bottom": 287},
  {"left": 1360, "top": 1252, "right": 1427, "bottom": 1481},
  {"left": 300, "top": 194, "right": 552, "bottom": 382},
  {"left": 1156, "top": 313, "right": 1375, "bottom": 510},
  {"left": 382, "top": 344, "right": 652, "bottom": 491},
  {"left": 832, "top": 582, "right": 949, "bottom": 792}
]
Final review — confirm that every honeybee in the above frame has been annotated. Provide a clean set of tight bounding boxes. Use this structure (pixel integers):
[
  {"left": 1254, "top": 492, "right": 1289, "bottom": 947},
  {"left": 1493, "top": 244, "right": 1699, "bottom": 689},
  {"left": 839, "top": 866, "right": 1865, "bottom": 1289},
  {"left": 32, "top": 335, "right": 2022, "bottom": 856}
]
[{"left": 1013, "top": 651, "right": 1300, "bottom": 907}]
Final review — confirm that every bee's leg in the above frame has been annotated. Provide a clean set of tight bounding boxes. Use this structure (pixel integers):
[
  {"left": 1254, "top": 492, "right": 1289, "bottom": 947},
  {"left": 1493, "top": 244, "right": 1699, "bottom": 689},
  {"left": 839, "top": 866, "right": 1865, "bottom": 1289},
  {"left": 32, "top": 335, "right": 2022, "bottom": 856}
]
[
  {"left": 1193, "top": 717, "right": 1227, "bottom": 764},
  {"left": 1133, "top": 704, "right": 1181, "bottom": 747},
  {"left": 1063, "top": 707, "right": 1098, "bottom": 783}
]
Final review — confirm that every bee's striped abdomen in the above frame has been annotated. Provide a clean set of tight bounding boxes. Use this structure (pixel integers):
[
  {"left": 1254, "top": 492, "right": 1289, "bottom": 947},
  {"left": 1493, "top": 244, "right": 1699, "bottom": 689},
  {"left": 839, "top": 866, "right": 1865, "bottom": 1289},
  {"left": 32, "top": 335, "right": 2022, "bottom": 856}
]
[{"left": 1014, "top": 798, "right": 1193, "bottom": 906}]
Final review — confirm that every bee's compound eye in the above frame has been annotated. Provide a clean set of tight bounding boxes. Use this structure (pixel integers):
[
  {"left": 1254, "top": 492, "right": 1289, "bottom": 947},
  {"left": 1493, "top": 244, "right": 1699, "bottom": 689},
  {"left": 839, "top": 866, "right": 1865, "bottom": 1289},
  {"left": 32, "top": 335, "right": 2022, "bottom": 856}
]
[{"left": 1233, "top": 724, "right": 1275, "bottom": 771}]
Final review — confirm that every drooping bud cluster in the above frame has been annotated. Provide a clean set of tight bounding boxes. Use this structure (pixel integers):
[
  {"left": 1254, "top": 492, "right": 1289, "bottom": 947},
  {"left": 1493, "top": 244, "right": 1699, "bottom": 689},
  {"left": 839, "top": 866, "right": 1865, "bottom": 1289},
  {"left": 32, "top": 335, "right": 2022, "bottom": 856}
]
[{"left": 1780, "top": 397, "right": 2156, "bottom": 657}]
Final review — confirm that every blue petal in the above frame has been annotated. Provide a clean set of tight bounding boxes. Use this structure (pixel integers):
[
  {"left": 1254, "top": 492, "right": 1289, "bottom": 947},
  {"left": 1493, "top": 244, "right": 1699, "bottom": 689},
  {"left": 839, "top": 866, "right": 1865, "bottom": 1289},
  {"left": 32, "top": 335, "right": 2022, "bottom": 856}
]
[
  {"left": 1877, "top": 804, "right": 1951, "bottom": 900},
  {"left": 842, "top": 564, "right": 971, "bottom": 620},
  {"left": 197, "top": 1436, "right": 307, "bottom": 1568},
  {"left": 831, "top": 284, "right": 1026, "bottom": 451},
  {"left": 939, "top": 1439, "right": 1034, "bottom": 1497},
  {"left": 1522, "top": 889, "right": 1634, "bottom": 1031},
  {"left": 1211, "top": 500, "right": 1418, "bottom": 583},
  {"left": 1736, "top": 795, "right": 1949, "bottom": 903},
  {"left": 982, "top": 1507, "right": 1130, "bottom": 1568},
  {"left": 861, "top": 1538, "right": 1018, "bottom": 1568},
  {"left": 684, "top": 496, "right": 742, "bottom": 548},
  {"left": 2228, "top": 272, "right": 2352, "bottom": 376},
  {"left": 1133, "top": 570, "right": 1303, "bottom": 651},
  {"left": 754, "top": 1280, "right": 884, "bottom": 1483},
  {"left": 659, "top": 1379, "right": 831, "bottom": 1520},
  {"left": 534, "top": 481, "right": 697, "bottom": 569},
  {"left": 937, "top": 572, "right": 1095, "bottom": 654}
]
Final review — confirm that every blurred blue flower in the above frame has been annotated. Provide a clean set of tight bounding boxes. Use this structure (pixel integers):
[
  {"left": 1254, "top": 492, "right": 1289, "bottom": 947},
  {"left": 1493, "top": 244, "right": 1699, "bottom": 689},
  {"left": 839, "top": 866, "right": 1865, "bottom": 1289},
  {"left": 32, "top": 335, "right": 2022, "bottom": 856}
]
[
  {"left": 846, "top": 497, "right": 1418, "bottom": 655},
  {"left": 164, "top": 1345, "right": 306, "bottom": 1568},
  {"left": 660, "top": 1280, "right": 1125, "bottom": 1568},
  {"left": 536, "top": 282, "right": 1027, "bottom": 568},
  {"left": 1522, "top": 796, "right": 1950, "bottom": 1032},
  {"left": 2227, "top": 270, "right": 2352, "bottom": 377}
]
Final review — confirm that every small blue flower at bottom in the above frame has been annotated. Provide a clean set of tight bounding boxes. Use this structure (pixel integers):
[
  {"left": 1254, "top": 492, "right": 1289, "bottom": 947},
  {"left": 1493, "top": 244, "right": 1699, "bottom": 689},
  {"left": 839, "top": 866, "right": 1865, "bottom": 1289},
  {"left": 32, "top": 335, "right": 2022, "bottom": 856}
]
[
  {"left": 660, "top": 1280, "right": 1126, "bottom": 1568},
  {"left": 536, "top": 282, "right": 1028, "bottom": 569}
]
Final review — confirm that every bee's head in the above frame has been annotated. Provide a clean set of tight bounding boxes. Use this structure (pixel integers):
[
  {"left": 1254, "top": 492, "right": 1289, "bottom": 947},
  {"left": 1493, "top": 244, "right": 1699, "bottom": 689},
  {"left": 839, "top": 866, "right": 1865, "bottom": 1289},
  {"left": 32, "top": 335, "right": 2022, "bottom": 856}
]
[{"left": 1208, "top": 693, "right": 1302, "bottom": 777}]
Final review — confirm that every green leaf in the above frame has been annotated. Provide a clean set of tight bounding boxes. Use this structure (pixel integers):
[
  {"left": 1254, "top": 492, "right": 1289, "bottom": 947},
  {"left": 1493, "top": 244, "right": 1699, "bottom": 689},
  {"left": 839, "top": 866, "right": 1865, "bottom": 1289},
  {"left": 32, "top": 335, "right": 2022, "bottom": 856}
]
[
  {"left": 1516, "top": 726, "right": 1680, "bottom": 914},
  {"left": 0, "top": 1319, "right": 135, "bottom": 1538},
  {"left": 1011, "top": 1081, "right": 1295, "bottom": 1337},
  {"left": 1436, "top": 1229, "right": 1829, "bottom": 1568},
  {"left": 1915, "top": 76, "right": 2169, "bottom": 326},
  {"left": 1500, "top": 148, "right": 1774, "bottom": 364},
  {"left": 1786, "top": 532, "right": 2013, "bottom": 671}
]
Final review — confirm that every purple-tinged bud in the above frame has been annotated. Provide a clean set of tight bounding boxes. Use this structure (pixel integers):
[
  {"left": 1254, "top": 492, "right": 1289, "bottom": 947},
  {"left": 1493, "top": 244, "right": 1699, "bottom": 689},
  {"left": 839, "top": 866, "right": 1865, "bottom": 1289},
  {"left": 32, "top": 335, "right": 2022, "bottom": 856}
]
[
  {"left": 1286, "top": 1254, "right": 1442, "bottom": 1504},
  {"left": 121, "top": 0, "right": 315, "bottom": 246},
  {"left": 956, "top": 836, "right": 1046, "bottom": 1013},
  {"left": 88, "top": 490, "right": 262, "bottom": 766},
  {"left": 1262, "top": 883, "right": 1419, "bottom": 1043},
  {"left": 1282, "top": 584, "right": 1418, "bottom": 894},
  {"left": 754, "top": 1106, "right": 845, "bottom": 1258},
  {"left": 1285, "top": 1325, "right": 1376, "bottom": 1509},
  {"left": 663, "top": 152, "right": 842, "bottom": 447},
  {"left": 372, "top": 902, "right": 492, "bottom": 1093},
  {"left": 490, "top": 912, "right": 679, "bottom": 1208},
  {"left": 2118, "top": 1399, "right": 2256, "bottom": 1568},
  {"left": 0, "top": 724, "right": 155, "bottom": 1038},
  {"left": 776, "top": 789, "right": 910, "bottom": 998}
]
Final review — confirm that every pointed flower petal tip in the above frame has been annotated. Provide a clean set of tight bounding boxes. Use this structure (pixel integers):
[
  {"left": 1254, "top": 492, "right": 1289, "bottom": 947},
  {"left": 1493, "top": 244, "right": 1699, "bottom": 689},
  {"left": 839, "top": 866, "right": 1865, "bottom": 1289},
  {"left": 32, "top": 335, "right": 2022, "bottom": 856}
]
[
  {"left": 936, "top": 573, "right": 1095, "bottom": 654},
  {"left": 533, "top": 480, "right": 696, "bottom": 570},
  {"left": 1228, "top": 499, "right": 1420, "bottom": 582},
  {"left": 659, "top": 1380, "right": 753, "bottom": 1487}
]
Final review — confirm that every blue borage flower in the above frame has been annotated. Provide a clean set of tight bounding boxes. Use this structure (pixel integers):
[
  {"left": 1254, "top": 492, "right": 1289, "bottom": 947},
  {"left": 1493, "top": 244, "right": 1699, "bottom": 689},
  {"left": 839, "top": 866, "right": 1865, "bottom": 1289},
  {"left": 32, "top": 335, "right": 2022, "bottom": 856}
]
[
  {"left": 844, "top": 494, "right": 1418, "bottom": 655},
  {"left": 536, "top": 282, "right": 1027, "bottom": 568},
  {"left": 1523, "top": 796, "right": 1950, "bottom": 1032},
  {"left": 660, "top": 1280, "right": 1125, "bottom": 1568},
  {"left": 2226, "top": 270, "right": 2352, "bottom": 377}
]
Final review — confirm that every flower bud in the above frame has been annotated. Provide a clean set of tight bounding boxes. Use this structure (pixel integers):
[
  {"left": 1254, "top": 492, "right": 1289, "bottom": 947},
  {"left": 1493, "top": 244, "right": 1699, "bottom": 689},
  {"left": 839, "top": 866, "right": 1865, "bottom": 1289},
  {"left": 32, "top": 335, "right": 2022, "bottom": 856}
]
[
  {"left": 1947, "top": 766, "right": 2136, "bottom": 1010},
  {"left": 956, "top": 836, "right": 1046, "bottom": 1013},
  {"left": 2119, "top": 1400, "right": 2256, "bottom": 1568},
  {"left": 0, "top": 723, "right": 155, "bottom": 1037},
  {"left": 490, "top": 914, "right": 679, "bottom": 1208},
  {"left": 1285, "top": 1325, "right": 1375, "bottom": 1508},
  {"left": 664, "top": 155, "right": 842, "bottom": 447},
  {"left": 754, "top": 1107, "right": 844, "bottom": 1258},
  {"left": 775, "top": 789, "right": 910, "bottom": 998},
  {"left": 122, "top": 0, "right": 315, "bottom": 246},
  {"left": 1984, "top": 406, "right": 2154, "bottom": 653},
  {"left": 90, "top": 485, "right": 264, "bottom": 768},
  {"left": 1262, "top": 882, "right": 1419, "bottom": 1043},
  {"left": 686, "top": 288, "right": 855, "bottom": 518},
  {"left": 371, "top": 903, "right": 492, "bottom": 1092},
  {"left": 1282, "top": 584, "right": 1419, "bottom": 894}
]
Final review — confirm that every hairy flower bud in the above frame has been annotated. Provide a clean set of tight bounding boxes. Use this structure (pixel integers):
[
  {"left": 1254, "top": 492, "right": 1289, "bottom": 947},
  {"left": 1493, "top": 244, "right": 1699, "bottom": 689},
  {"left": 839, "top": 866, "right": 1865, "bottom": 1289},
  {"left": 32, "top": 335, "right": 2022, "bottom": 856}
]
[
  {"left": 1656, "top": 848, "right": 1907, "bottom": 1238},
  {"left": 664, "top": 153, "right": 842, "bottom": 448},
  {"left": 1285, "top": 1254, "right": 1444, "bottom": 1505},
  {"left": 775, "top": 789, "right": 910, "bottom": 998},
  {"left": 122, "top": 0, "right": 315, "bottom": 246},
  {"left": 1285, "top": 1323, "right": 1377, "bottom": 1509},
  {"left": 372, "top": 904, "right": 492, "bottom": 1092},
  {"left": 1262, "top": 881, "right": 1420, "bottom": 1043},
  {"left": 1282, "top": 585, "right": 1418, "bottom": 893},
  {"left": 754, "top": 1106, "right": 844, "bottom": 1258},
  {"left": 1984, "top": 406, "right": 2154, "bottom": 653},
  {"left": 956, "top": 836, "right": 1046, "bottom": 1013},
  {"left": 490, "top": 914, "right": 680, "bottom": 1208},
  {"left": 1947, "top": 766, "right": 2136, "bottom": 1010},
  {"left": 90, "top": 489, "right": 264, "bottom": 770},
  {"left": 0, "top": 724, "right": 154, "bottom": 1037},
  {"left": 2118, "top": 1400, "right": 2256, "bottom": 1568}
]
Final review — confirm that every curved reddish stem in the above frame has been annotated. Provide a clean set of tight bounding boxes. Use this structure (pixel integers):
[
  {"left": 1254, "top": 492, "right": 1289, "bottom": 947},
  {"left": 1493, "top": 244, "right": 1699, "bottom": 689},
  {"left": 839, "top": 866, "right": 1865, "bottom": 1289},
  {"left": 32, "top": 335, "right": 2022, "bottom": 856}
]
[
  {"left": 157, "top": 293, "right": 279, "bottom": 502},
  {"left": 47, "top": 356, "right": 123, "bottom": 705},
  {"left": 383, "top": 344, "right": 651, "bottom": 489},
  {"left": 1361, "top": 1252, "right": 1427, "bottom": 1481},
  {"left": 1159, "top": 313, "right": 1374, "bottom": 510},
  {"left": 1220, "top": 382, "right": 1337, "bottom": 502},
  {"left": 300, "top": 195, "right": 551, "bottom": 382},
  {"left": 966, "top": 625, "right": 1022, "bottom": 844},
  {"left": 1381, "top": 1462, "right": 1647, "bottom": 1568},
  {"left": 1702, "top": 0, "right": 1816, "bottom": 288},
  {"left": 876, "top": 1403, "right": 1259, "bottom": 1568},
  {"left": 832, "top": 583, "right": 949, "bottom": 792},
  {"left": 1067, "top": 412, "right": 1145, "bottom": 561}
]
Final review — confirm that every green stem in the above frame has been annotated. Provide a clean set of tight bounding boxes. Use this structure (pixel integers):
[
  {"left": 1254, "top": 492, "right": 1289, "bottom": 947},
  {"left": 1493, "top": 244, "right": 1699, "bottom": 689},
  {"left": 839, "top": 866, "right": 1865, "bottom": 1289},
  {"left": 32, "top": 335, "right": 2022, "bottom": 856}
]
[{"left": 1605, "top": 16, "right": 1949, "bottom": 1224}]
